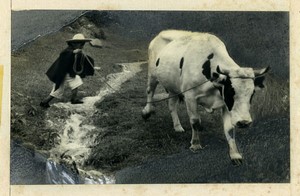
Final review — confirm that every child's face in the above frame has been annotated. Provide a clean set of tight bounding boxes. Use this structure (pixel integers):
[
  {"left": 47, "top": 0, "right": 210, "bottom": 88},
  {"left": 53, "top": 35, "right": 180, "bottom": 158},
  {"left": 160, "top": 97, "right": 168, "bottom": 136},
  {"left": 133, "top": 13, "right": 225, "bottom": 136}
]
[{"left": 69, "top": 42, "right": 85, "bottom": 49}]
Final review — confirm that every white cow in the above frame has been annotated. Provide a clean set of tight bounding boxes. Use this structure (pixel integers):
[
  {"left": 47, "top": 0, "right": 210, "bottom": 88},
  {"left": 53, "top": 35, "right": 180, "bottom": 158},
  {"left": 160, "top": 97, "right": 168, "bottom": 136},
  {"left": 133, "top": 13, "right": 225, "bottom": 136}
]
[{"left": 142, "top": 30, "right": 269, "bottom": 165}]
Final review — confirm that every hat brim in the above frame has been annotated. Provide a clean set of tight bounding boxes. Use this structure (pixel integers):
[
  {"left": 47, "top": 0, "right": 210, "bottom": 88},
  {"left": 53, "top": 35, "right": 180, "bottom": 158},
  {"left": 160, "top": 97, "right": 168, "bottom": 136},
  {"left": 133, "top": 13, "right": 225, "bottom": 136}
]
[{"left": 66, "top": 38, "right": 91, "bottom": 43}]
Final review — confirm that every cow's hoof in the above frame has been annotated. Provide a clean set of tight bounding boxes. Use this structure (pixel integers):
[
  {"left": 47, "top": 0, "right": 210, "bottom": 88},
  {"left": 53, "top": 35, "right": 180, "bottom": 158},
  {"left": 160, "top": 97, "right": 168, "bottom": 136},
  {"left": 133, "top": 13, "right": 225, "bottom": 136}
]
[
  {"left": 189, "top": 144, "right": 204, "bottom": 152},
  {"left": 231, "top": 158, "right": 243, "bottom": 166},
  {"left": 141, "top": 110, "right": 155, "bottom": 121},
  {"left": 141, "top": 112, "right": 151, "bottom": 121},
  {"left": 174, "top": 125, "right": 185, "bottom": 132}
]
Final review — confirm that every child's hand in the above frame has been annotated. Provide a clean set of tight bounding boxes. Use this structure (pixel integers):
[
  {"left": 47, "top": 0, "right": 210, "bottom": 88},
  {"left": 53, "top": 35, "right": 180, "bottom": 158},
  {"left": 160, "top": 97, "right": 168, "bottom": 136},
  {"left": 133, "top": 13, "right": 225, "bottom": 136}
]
[{"left": 73, "top": 49, "right": 82, "bottom": 54}]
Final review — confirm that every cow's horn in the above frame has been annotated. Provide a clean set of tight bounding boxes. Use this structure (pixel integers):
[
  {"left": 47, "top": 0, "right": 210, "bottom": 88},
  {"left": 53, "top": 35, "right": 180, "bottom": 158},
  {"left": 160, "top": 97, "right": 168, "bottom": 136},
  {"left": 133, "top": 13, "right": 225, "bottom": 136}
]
[
  {"left": 254, "top": 66, "right": 270, "bottom": 77},
  {"left": 216, "top": 65, "right": 230, "bottom": 76}
]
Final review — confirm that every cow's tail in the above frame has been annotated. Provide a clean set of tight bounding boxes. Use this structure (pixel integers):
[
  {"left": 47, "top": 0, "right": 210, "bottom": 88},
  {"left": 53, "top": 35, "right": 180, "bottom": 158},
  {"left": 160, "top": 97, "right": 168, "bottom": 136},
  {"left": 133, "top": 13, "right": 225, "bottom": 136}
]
[{"left": 148, "top": 45, "right": 156, "bottom": 71}]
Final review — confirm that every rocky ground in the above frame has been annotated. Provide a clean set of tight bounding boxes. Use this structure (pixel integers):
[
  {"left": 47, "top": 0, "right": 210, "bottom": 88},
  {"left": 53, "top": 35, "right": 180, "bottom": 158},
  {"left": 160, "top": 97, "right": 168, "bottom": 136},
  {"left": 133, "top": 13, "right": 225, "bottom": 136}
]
[{"left": 11, "top": 11, "right": 290, "bottom": 183}]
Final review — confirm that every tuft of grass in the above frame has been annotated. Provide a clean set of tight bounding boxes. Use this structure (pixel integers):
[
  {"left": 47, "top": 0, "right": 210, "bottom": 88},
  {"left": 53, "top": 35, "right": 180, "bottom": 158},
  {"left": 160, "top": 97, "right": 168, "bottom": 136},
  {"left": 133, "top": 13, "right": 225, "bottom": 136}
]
[{"left": 251, "top": 74, "right": 289, "bottom": 121}]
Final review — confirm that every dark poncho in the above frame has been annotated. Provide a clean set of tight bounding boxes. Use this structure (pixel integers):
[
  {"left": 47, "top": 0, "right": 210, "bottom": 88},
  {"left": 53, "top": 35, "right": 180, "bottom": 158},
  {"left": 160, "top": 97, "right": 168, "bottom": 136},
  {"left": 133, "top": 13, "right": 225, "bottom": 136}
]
[{"left": 46, "top": 47, "right": 94, "bottom": 87}]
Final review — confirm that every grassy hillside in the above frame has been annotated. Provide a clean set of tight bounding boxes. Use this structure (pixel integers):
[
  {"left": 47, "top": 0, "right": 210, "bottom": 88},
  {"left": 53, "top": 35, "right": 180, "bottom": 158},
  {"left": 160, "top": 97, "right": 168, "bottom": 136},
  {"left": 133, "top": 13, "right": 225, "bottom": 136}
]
[{"left": 11, "top": 11, "right": 289, "bottom": 181}]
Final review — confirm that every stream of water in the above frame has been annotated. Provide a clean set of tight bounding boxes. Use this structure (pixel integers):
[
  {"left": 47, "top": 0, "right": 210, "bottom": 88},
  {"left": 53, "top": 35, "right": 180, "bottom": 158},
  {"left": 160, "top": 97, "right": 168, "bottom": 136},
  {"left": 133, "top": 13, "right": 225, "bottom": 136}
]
[
  {"left": 11, "top": 62, "right": 144, "bottom": 184},
  {"left": 47, "top": 62, "right": 143, "bottom": 184}
]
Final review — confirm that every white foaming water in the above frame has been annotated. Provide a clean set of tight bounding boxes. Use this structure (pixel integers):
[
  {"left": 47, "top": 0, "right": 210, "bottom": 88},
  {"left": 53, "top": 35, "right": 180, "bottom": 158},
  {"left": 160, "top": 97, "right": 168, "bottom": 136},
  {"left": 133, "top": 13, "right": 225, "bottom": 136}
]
[{"left": 46, "top": 62, "right": 144, "bottom": 184}]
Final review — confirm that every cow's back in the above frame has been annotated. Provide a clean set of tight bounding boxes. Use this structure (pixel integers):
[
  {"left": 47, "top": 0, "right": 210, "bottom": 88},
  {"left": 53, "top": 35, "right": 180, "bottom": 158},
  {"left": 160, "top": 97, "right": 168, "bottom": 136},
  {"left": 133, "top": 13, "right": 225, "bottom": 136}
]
[
  {"left": 154, "top": 38, "right": 191, "bottom": 92},
  {"left": 148, "top": 30, "right": 195, "bottom": 69},
  {"left": 150, "top": 31, "right": 217, "bottom": 90},
  {"left": 148, "top": 30, "right": 240, "bottom": 93}
]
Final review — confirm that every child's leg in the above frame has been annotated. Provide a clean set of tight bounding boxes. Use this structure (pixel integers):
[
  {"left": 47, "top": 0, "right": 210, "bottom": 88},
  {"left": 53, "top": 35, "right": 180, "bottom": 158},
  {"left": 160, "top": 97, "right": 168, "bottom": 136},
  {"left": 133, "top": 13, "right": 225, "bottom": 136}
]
[
  {"left": 40, "top": 95, "right": 54, "bottom": 108},
  {"left": 40, "top": 83, "right": 64, "bottom": 108},
  {"left": 66, "top": 75, "right": 83, "bottom": 104}
]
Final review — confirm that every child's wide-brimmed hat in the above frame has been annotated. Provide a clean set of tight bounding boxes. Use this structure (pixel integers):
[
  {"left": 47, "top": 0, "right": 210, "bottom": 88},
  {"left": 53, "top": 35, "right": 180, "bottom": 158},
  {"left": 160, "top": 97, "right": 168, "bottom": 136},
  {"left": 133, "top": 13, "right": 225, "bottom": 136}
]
[{"left": 66, "top": 34, "right": 91, "bottom": 43}]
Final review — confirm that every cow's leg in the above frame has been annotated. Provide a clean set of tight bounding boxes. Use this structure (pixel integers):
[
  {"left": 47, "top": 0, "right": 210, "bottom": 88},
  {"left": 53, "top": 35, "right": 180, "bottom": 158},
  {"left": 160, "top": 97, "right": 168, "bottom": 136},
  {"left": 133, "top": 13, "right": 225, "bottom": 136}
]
[
  {"left": 222, "top": 106, "right": 243, "bottom": 165},
  {"left": 185, "top": 95, "right": 204, "bottom": 151},
  {"left": 168, "top": 93, "right": 185, "bottom": 132},
  {"left": 142, "top": 75, "right": 158, "bottom": 120}
]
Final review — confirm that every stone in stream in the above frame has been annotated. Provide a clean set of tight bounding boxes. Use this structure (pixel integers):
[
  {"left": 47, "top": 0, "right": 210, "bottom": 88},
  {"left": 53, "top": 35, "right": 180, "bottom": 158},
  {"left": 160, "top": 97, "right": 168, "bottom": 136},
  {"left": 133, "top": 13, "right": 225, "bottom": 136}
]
[{"left": 90, "top": 38, "right": 104, "bottom": 48}]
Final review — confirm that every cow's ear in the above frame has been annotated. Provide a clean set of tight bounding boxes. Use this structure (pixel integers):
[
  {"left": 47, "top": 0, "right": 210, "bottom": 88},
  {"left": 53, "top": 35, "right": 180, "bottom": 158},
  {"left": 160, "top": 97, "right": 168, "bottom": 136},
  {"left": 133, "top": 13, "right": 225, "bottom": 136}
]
[
  {"left": 254, "top": 66, "right": 270, "bottom": 89},
  {"left": 254, "top": 76, "right": 266, "bottom": 89}
]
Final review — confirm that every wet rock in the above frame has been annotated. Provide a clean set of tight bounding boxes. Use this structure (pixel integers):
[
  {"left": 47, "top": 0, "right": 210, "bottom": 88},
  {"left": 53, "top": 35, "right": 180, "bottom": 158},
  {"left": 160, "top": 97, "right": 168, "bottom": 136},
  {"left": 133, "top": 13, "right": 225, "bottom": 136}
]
[
  {"left": 90, "top": 38, "right": 104, "bottom": 48},
  {"left": 46, "top": 159, "right": 81, "bottom": 184}
]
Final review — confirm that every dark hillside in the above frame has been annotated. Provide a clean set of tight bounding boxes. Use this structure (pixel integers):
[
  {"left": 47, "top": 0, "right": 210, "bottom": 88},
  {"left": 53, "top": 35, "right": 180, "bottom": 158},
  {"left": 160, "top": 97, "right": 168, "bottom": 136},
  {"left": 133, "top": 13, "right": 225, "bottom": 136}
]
[{"left": 86, "top": 11, "right": 289, "bottom": 79}]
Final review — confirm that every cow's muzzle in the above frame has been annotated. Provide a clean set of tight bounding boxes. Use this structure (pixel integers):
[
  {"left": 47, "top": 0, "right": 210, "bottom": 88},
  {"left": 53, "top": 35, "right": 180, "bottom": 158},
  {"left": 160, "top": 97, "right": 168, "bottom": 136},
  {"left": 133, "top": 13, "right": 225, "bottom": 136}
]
[{"left": 236, "top": 120, "right": 252, "bottom": 128}]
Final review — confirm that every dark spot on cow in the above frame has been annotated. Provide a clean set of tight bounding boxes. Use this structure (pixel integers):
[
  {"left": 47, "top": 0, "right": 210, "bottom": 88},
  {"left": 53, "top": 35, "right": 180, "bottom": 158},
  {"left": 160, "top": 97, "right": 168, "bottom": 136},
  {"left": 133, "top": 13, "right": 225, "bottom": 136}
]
[
  {"left": 147, "top": 89, "right": 151, "bottom": 94},
  {"left": 179, "top": 57, "right": 184, "bottom": 69},
  {"left": 192, "top": 121, "right": 204, "bottom": 132},
  {"left": 220, "top": 78, "right": 235, "bottom": 111},
  {"left": 202, "top": 54, "right": 215, "bottom": 80},
  {"left": 179, "top": 57, "right": 184, "bottom": 76},
  {"left": 254, "top": 76, "right": 266, "bottom": 88},
  {"left": 202, "top": 60, "right": 211, "bottom": 80},
  {"left": 207, "top": 53, "right": 214, "bottom": 60},
  {"left": 156, "top": 58, "right": 160, "bottom": 67},
  {"left": 250, "top": 90, "right": 255, "bottom": 104}
]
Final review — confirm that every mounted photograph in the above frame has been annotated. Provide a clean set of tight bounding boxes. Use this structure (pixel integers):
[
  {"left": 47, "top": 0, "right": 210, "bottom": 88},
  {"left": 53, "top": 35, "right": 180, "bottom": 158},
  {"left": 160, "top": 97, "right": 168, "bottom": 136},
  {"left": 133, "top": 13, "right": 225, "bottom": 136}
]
[{"left": 10, "top": 10, "right": 289, "bottom": 184}]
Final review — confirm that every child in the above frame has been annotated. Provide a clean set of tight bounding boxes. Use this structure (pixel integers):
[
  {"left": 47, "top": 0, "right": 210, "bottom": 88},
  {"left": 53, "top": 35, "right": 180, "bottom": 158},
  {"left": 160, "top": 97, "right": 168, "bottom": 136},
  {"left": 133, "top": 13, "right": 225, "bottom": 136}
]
[{"left": 40, "top": 34, "right": 94, "bottom": 108}]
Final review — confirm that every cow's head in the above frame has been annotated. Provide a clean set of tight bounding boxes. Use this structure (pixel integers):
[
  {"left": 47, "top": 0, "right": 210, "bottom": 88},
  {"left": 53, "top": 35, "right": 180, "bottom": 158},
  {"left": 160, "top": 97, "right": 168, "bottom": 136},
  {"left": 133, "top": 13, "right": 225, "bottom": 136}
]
[{"left": 211, "top": 65, "right": 270, "bottom": 128}]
